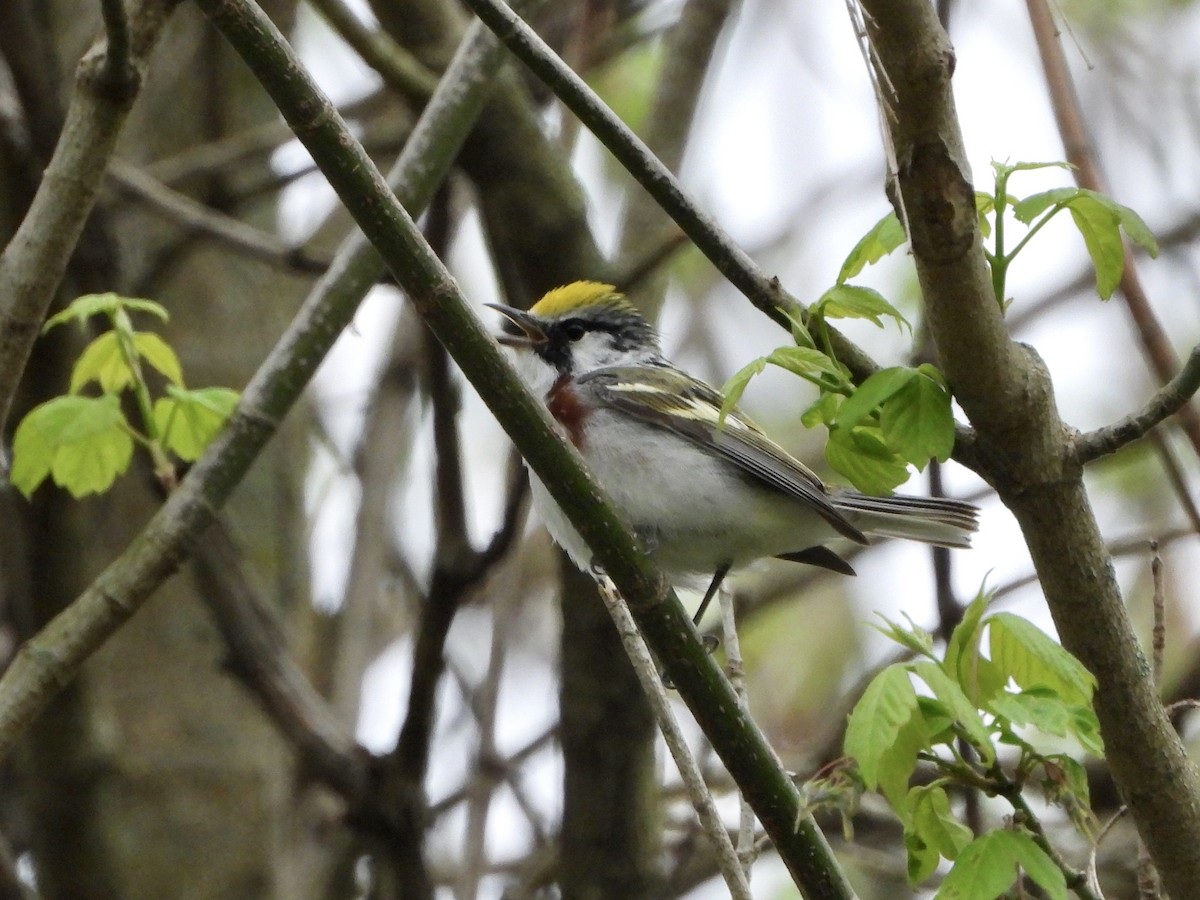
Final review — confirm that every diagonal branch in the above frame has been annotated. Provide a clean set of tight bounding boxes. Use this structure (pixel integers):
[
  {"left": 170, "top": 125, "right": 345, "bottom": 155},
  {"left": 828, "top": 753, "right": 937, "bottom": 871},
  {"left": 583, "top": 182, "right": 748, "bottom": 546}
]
[
  {"left": 1075, "top": 345, "right": 1200, "bottom": 464},
  {"left": 460, "top": 0, "right": 879, "bottom": 383},
  {"left": 107, "top": 158, "right": 331, "bottom": 274},
  {"left": 191, "top": 518, "right": 370, "bottom": 800}
]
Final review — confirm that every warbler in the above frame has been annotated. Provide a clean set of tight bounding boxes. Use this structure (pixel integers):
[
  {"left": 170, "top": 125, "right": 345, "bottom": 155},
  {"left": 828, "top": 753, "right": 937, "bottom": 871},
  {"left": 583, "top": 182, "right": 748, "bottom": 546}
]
[{"left": 489, "top": 282, "right": 977, "bottom": 620}]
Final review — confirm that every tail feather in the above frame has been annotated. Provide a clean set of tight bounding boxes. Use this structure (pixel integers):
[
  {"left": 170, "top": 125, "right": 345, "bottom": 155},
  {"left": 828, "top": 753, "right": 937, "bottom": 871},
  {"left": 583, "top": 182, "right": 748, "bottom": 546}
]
[{"left": 832, "top": 492, "right": 978, "bottom": 549}]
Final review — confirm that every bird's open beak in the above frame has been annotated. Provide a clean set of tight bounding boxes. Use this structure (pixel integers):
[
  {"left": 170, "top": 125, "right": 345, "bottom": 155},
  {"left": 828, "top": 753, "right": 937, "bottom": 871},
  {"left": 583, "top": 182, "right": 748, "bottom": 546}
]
[{"left": 486, "top": 304, "right": 547, "bottom": 349}]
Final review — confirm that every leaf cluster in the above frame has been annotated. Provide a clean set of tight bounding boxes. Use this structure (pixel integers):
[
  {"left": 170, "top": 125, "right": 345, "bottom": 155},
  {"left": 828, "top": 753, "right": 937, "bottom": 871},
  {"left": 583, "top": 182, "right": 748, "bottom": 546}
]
[
  {"left": 721, "top": 215, "right": 954, "bottom": 494},
  {"left": 982, "top": 160, "right": 1157, "bottom": 308},
  {"left": 718, "top": 160, "right": 1158, "bottom": 495},
  {"left": 10, "top": 293, "right": 240, "bottom": 498},
  {"left": 836, "top": 592, "right": 1101, "bottom": 898}
]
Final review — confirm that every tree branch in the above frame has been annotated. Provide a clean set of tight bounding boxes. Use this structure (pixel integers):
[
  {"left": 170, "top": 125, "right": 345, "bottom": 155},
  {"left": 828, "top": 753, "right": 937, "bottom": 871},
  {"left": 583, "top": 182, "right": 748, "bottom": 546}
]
[
  {"left": 460, "top": 0, "right": 879, "bottom": 382},
  {"left": 1075, "top": 344, "right": 1200, "bottom": 464},
  {"left": 107, "top": 158, "right": 331, "bottom": 274},
  {"left": 596, "top": 577, "right": 752, "bottom": 900},
  {"left": 614, "top": 0, "right": 738, "bottom": 320},
  {"left": 855, "top": 1, "right": 1200, "bottom": 894},
  {"left": 307, "top": 0, "right": 440, "bottom": 99},
  {"left": 190, "top": 518, "right": 370, "bottom": 800}
]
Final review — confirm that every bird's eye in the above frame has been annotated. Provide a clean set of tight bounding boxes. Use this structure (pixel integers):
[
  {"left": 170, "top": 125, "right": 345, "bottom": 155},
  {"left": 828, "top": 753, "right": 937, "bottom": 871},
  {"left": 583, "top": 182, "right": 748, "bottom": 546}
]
[{"left": 563, "top": 322, "right": 587, "bottom": 342}]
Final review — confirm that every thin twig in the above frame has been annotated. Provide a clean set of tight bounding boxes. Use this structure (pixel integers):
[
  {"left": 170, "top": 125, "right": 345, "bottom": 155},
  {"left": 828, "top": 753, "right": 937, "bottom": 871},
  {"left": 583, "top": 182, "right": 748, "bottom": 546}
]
[
  {"left": 1086, "top": 806, "right": 1127, "bottom": 897},
  {"left": 1150, "top": 540, "right": 1165, "bottom": 688},
  {"left": 1144, "top": 429, "right": 1200, "bottom": 535},
  {"left": 719, "top": 590, "right": 758, "bottom": 879},
  {"left": 107, "top": 158, "right": 331, "bottom": 274},
  {"left": 427, "top": 723, "right": 557, "bottom": 819},
  {"left": 307, "top": 0, "right": 440, "bottom": 99},
  {"left": 1074, "top": 345, "right": 1200, "bottom": 464},
  {"left": 597, "top": 577, "right": 753, "bottom": 900},
  {"left": 459, "top": 623, "right": 508, "bottom": 899},
  {"left": 98, "top": 0, "right": 136, "bottom": 93}
]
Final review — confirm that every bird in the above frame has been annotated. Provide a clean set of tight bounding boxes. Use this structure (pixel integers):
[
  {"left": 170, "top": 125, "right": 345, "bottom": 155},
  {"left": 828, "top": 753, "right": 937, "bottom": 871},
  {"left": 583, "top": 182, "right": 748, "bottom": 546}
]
[{"left": 488, "top": 281, "right": 977, "bottom": 623}]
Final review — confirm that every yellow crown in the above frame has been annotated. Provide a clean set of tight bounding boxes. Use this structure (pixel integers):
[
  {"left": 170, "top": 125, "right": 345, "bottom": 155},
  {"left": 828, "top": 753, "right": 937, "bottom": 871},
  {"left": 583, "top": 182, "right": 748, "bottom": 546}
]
[{"left": 529, "top": 281, "right": 635, "bottom": 319}]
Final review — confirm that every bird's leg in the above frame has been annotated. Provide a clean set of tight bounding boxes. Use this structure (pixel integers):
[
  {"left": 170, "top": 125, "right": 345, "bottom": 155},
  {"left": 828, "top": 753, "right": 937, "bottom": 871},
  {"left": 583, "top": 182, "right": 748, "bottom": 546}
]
[{"left": 692, "top": 563, "right": 731, "bottom": 628}]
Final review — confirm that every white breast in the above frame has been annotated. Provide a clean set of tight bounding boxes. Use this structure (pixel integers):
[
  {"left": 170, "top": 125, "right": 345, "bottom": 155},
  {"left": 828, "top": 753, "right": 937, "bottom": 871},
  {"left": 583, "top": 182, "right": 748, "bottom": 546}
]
[{"left": 527, "top": 408, "right": 845, "bottom": 579}]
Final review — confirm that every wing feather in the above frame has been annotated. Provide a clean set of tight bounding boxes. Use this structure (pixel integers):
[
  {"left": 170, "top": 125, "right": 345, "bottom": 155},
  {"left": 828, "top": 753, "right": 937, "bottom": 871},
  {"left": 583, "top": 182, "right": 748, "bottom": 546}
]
[{"left": 579, "top": 366, "right": 868, "bottom": 544}]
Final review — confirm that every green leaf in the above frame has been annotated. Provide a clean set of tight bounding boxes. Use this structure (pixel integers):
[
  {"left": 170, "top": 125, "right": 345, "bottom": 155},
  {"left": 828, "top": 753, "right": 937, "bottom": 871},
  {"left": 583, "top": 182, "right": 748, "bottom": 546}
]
[
  {"left": 720, "top": 357, "right": 767, "bottom": 423},
  {"left": 9, "top": 415, "right": 55, "bottom": 497},
  {"left": 945, "top": 589, "right": 1004, "bottom": 705},
  {"left": 801, "top": 392, "right": 840, "bottom": 428},
  {"left": 1012, "top": 186, "right": 1080, "bottom": 224},
  {"left": 1069, "top": 704, "right": 1105, "bottom": 757},
  {"left": 1010, "top": 186, "right": 1157, "bottom": 299},
  {"left": 975, "top": 192, "right": 995, "bottom": 239},
  {"left": 905, "top": 784, "right": 973, "bottom": 884},
  {"left": 43, "top": 292, "right": 168, "bottom": 333},
  {"left": 1067, "top": 196, "right": 1126, "bottom": 299},
  {"left": 936, "top": 830, "right": 1066, "bottom": 900},
  {"left": 1108, "top": 198, "right": 1158, "bottom": 257},
  {"left": 765, "top": 346, "right": 846, "bottom": 384},
  {"left": 10, "top": 395, "right": 132, "bottom": 498},
  {"left": 133, "top": 332, "right": 184, "bottom": 386},
  {"left": 70, "top": 332, "right": 134, "bottom": 394},
  {"left": 880, "top": 370, "right": 955, "bottom": 466},
  {"left": 825, "top": 425, "right": 909, "bottom": 494},
  {"left": 904, "top": 816, "right": 942, "bottom": 884},
  {"left": 871, "top": 613, "right": 934, "bottom": 659},
  {"left": 915, "top": 696, "right": 957, "bottom": 746},
  {"left": 846, "top": 664, "right": 925, "bottom": 808},
  {"left": 814, "top": 284, "right": 910, "bottom": 331},
  {"left": 988, "top": 688, "right": 1072, "bottom": 737},
  {"left": 154, "top": 387, "right": 239, "bottom": 462},
  {"left": 912, "top": 661, "right": 995, "bottom": 764},
  {"left": 837, "top": 212, "right": 907, "bottom": 284},
  {"left": 988, "top": 613, "right": 1095, "bottom": 707},
  {"left": 835, "top": 367, "right": 916, "bottom": 431}
]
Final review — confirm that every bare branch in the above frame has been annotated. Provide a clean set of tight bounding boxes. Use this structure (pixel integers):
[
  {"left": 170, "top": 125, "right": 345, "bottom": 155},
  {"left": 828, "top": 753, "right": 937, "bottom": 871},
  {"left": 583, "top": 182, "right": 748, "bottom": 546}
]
[
  {"left": 1074, "top": 345, "right": 1200, "bottom": 463},
  {"left": 308, "top": 0, "right": 440, "bottom": 99},
  {"left": 597, "top": 577, "right": 753, "bottom": 900},
  {"left": 107, "top": 158, "right": 331, "bottom": 274},
  {"left": 191, "top": 519, "right": 370, "bottom": 799}
]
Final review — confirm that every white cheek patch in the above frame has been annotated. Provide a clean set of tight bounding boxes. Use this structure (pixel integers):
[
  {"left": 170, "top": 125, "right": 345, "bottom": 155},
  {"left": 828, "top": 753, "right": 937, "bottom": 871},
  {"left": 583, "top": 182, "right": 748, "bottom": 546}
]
[{"left": 504, "top": 348, "right": 558, "bottom": 398}]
